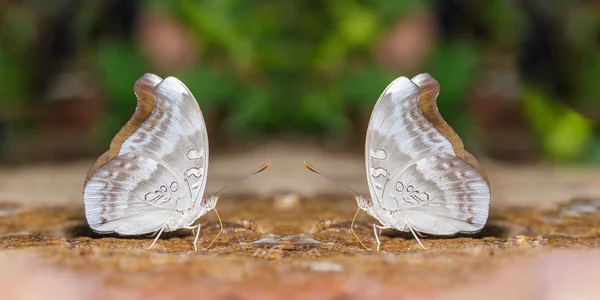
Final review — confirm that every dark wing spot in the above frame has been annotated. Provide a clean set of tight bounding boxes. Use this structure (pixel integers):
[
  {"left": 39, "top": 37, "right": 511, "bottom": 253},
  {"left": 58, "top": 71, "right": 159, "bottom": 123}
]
[
  {"left": 427, "top": 131, "right": 436, "bottom": 140},
  {"left": 467, "top": 200, "right": 474, "bottom": 215}
]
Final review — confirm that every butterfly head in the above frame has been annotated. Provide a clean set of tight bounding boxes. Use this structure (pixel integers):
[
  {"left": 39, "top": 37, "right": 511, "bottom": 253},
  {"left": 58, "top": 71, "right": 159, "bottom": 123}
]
[
  {"left": 200, "top": 195, "right": 219, "bottom": 210},
  {"left": 355, "top": 196, "right": 373, "bottom": 210}
]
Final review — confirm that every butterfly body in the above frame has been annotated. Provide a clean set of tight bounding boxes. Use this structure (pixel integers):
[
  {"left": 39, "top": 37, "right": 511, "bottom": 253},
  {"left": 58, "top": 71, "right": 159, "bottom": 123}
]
[{"left": 359, "top": 74, "right": 490, "bottom": 248}]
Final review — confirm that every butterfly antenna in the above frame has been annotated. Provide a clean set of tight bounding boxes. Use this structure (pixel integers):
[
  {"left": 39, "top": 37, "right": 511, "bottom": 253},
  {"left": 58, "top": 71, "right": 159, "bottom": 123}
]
[
  {"left": 203, "top": 208, "right": 223, "bottom": 250},
  {"left": 303, "top": 161, "right": 361, "bottom": 196},
  {"left": 212, "top": 161, "right": 271, "bottom": 195},
  {"left": 201, "top": 162, "right": 268, "bottom": 250},
  {"left": 351, "top": 207, "right": 371, "bottom": 251}
]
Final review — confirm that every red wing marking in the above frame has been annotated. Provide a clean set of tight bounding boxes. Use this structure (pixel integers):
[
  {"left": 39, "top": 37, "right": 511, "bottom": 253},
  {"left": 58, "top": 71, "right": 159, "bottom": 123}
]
[
  {"left": 396, "top": 181, "right": 404, "bottom": 192},
  {"left": 186, "top": 167, "right": 204, "bottom": 178},
  {"left": 370, "top": 167, "right": 388, "bottom": 178}
]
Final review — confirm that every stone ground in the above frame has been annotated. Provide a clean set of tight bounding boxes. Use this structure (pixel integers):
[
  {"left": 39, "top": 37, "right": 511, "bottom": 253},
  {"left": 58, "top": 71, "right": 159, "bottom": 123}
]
[{"left": 1, "top": 140, "right": 600, "bottom": 299}]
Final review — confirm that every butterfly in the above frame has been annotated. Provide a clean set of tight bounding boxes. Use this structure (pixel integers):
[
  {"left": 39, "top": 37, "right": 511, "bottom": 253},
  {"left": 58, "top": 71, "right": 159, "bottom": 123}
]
[
  {"left": 83, "top": 73, "right": 269, "bottom": 250},
  {"left": 305, "top": 73, "right": 490, "bottom": 250}
]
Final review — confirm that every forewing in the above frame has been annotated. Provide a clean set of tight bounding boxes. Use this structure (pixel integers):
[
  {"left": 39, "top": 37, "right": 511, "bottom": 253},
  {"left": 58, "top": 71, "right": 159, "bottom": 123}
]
[
  {"left": 84, "top": 74, "right": 162, "bottom": 184},
  {"left": 365, "top": 77, "right": 455, "bottom": 210},
  {"left": 84, "top": 153, "right": 188, "bottom": 235},
  {"left": 465, "top": 150, "right": 489, "bottom": 185},
  {"left": 412, "top": 73, "right": 489, "bottom": 184},
  {"left": 116, "top": 77, "right": 209, "bottom": 210},
  {"left": 411, "top": 74, "right": 466, "bottom": 159}
]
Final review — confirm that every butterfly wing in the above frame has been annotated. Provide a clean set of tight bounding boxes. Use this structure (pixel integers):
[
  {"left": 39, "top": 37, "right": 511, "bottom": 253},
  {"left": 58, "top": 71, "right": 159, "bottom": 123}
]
[
  {"left": 84, "top": 153, "right": 187, "bottom": 234},
  {"left": 365, "top": 76, "right": 455, "bottom": 210},
  {"left": 384, "top": 152, "right": 490, "bottom": 234},
  {"left": 84, "top": 74, "right": 162, "bottom": 183},
  {"left": 110, "top": 76, "right": 209, "bottom": 210},
  {"left": 84, "top": 74, "right": 209, "bottom": 235},
  {"left": 412, "top": 73, "right": 489, "bottom": 184},
  {"left": 365, "top": 76, "right": 490, "bottom": 234}
]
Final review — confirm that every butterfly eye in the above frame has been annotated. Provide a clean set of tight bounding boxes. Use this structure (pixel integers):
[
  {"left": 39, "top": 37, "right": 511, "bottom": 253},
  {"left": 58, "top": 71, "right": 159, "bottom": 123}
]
[
  {"left": 355, "top": 196, "right": 371, "bottom": 209},
  {"left": 206, "top": 196, "right": 219, "bottom": 209}
]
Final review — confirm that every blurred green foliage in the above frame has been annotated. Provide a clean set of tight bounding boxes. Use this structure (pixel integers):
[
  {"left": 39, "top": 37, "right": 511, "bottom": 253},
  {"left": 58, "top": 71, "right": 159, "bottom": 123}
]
[
  {"left": 154, "top": 0, "right": 426, "bottom": 136},
  {"left": 0, "top": 0, "right": 598, "bottom": 163},
  {"left": 523, "top": 87, "right": 594, "bottom": 162}
]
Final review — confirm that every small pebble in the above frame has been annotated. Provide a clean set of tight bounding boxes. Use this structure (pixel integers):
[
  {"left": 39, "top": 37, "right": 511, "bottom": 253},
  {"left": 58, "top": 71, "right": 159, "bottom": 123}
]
[
  {"left": 273, "top": 193, "right": 301, "bottom": 210},
  {"left": 309, "top": 261, "right": 344, "bottom": 272}
]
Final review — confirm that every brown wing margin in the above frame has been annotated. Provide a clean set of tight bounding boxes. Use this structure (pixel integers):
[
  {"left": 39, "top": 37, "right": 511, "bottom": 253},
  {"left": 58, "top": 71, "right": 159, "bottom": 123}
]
[
  {"left": 84, "top": 150, "right": 110, "bottom": 183},
  {"left": 411, "top": 73, "right": 489, "bottom": 184},
  {"left": 84, "top": 73, "right": 163, "bottom": 184},
  {"left": 465, "top": 151, "right": 489, "bottom": 184}
]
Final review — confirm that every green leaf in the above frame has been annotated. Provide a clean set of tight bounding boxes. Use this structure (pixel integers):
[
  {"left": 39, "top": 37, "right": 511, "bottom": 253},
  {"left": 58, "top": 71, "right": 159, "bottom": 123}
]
[
  {"left": 296, "top": 86, "right": 350, "bottom": 134},
  {"left": 175, "top": 68, "right": 240, "bottom": 111},
  {"left": 225, "top": 86, "right": 278, "bottom": 136},
  {"left": 0, "top": 46, "right": 29, "bottom": 115},
  {"left": 425, "top": 41, "right": 481, "bottom": 134},
  {"left": 335, "top": 2, "right": 379, "bottom": 47},
  {"left": 545, "top": 110, "right": 593, "bottom": 161},
  {"left": 338, "top": 68, "right": 398, "bottom": 109},
  {"left": 92, "top": 40, "right": 147, "bottom": 137},
  {"left": 523, "top": 87, "right": 593, "bottom": 161}
]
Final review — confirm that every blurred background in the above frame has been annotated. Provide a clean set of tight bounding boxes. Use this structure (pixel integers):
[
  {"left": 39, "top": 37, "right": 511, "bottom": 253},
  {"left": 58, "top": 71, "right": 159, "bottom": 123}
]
[{"left": 0, "top": 0, "right": 598, "bottom": 164}]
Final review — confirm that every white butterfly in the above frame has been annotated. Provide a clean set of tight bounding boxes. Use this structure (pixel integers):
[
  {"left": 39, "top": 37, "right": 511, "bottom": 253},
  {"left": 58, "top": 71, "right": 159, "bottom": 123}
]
[
  {"left": 83, "top": 73, "right": 269, "bottom": 250},
  {"left": 306, "top": 73, "right": 490, "bottom": 250}
]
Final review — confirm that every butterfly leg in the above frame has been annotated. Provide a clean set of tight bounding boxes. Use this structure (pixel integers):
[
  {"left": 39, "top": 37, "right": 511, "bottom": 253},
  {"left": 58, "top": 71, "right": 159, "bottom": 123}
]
[
  {"left": 372, "top": 224, "right": 381, "bottom": 251},
  {"left": 148, "top": 224, "right": 167, "bottom": 250},
  {"left": 193, "top": 224, "right": 202, "bottom": 251},
  {"left": 375, "top": 224, "right": 386, "bottom": 236},
  {"left": 185, "top": 224, "right": 202, "bottom": 251},
  {"left": 408, "top": 225, "right": 427, "bottom": 250},
  {"left": 188, "top": 224, "right": 201, "bottom": 237},
  {"left": 373, "top": 224, "right": 388, "bottom": 251}
]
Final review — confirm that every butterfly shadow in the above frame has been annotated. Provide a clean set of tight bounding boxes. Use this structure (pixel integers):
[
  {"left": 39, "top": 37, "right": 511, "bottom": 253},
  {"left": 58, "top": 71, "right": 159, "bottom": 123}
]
[
  {"left": 63, "top": 223, "right": 143, "bottom": 240},
  {"left": 381, "top": 223, "right": 508, "bottom": 241},
  {"left": 65, "top": 223, "right": 98, "bottom": 238},
  {"left": 64, "top": 222, "right": 191, "bottom": 241}
]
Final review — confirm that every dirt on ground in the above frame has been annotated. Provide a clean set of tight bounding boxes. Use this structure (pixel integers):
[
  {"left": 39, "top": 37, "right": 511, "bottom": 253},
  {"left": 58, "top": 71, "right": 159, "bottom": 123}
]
[
  {"left": 2, "top": 142, "right": 600, "bottom": 299},
  {"left": 0, "top": 195, "right": 600, "bottom": 299}
]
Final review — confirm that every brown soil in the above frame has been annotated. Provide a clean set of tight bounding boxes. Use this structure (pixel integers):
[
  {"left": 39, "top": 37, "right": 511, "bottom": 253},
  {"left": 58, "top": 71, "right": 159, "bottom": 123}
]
[
  {"left": 2, "top": 142, "right": 600, "bottom": 298},
  {"left": 1, "top": 195, "right": 600, "bottom": 299}
]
